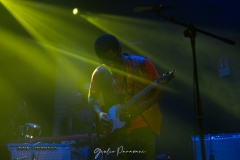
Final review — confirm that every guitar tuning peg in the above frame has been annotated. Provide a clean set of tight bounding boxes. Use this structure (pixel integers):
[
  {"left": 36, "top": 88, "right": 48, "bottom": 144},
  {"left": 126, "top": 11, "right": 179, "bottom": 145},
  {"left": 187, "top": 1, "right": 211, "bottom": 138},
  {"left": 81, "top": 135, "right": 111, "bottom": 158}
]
[{"left": 162, "top": 72, "right": 169, "bottom": 76}]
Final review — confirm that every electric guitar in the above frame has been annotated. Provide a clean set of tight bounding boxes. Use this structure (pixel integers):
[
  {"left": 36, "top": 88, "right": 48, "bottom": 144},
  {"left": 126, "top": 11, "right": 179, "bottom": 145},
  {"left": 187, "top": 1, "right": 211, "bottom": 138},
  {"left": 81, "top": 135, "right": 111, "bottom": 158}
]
[{"left": 97, "top": 70, "right": 176, "bottom": 141}]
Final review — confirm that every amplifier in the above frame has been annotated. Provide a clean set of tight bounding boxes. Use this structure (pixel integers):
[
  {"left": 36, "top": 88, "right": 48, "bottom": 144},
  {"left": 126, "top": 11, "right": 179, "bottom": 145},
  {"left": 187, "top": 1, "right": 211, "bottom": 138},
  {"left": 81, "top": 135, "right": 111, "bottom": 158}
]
[
  {"left": 7, "top": 143, "right": 71, "bottom": 160},
  {"left": 192, "top": 133, "right": 240, "bottom": 160}
]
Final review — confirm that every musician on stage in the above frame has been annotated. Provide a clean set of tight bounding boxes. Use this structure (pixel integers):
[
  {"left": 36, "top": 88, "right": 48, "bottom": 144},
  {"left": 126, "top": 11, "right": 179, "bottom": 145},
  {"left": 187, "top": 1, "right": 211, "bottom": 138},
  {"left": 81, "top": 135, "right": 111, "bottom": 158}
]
[{"left": 88, "top": 34, "right": 163, "bottom": 160}]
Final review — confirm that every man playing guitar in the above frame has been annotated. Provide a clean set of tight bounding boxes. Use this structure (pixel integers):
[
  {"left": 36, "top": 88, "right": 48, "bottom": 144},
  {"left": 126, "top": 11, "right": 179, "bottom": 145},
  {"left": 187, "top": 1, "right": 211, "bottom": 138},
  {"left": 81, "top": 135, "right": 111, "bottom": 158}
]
[{"left": 88, "top": 34, "right": 174, "bottom": 160}]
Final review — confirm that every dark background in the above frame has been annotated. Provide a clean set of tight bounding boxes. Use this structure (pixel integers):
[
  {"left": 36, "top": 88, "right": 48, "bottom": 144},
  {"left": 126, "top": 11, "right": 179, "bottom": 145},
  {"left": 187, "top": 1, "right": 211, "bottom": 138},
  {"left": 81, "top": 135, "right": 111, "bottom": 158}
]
[{"left": 1, "top": 0, "right": 240, "bottom": 159}]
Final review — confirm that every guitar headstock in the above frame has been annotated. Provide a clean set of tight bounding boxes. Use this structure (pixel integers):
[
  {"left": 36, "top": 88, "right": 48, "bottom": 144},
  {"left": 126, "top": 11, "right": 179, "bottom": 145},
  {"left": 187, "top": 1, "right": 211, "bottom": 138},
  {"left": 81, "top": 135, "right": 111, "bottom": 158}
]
[
  {"left": 161, "top": 70, "right": 176, "bottom": 83},
  {"left": 162, "top": 70, "right": 176, "bottom": 78}
]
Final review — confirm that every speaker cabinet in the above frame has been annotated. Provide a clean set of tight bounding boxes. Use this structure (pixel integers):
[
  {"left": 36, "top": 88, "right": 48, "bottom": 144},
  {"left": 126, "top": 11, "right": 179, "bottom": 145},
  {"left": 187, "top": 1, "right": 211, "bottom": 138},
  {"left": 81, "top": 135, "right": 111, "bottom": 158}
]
[
  {"left": 192, "top": 133, "right": 240, "bottom": 160},
  {"left": 7, "top": 143, "right": 71, "bottom": 160}
]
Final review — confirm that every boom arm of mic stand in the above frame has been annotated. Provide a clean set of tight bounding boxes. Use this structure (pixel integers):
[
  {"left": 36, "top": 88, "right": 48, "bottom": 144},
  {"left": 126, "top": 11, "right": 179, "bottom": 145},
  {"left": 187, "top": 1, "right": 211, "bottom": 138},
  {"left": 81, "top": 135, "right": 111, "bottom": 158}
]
[
  {"left": 0, "top": 100, "right": 29, "bottom": 140},
  {"left": 0, "top": 105, "right": 25, "bottom": 139},
  {"left": 159, "top": 15, "right": 236, "bottom": 45}
]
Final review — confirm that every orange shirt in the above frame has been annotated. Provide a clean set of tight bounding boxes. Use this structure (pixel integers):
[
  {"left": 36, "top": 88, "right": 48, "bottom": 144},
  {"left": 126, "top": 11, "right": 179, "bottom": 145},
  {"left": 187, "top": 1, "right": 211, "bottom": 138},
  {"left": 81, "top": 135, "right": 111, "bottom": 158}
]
[{"left": 89, "top": 54, "right": 162, "bottom": 135}]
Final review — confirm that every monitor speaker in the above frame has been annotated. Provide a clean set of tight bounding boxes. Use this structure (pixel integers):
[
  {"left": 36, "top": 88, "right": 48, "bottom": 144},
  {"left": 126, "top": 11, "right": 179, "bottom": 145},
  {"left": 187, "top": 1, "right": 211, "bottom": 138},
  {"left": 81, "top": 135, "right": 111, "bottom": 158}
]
[
  {"left": 192, "top": 133, "right": 240, "bottom": 160},
  {"left": 7, "top": 143, "right": 71, "bottom": 160}
]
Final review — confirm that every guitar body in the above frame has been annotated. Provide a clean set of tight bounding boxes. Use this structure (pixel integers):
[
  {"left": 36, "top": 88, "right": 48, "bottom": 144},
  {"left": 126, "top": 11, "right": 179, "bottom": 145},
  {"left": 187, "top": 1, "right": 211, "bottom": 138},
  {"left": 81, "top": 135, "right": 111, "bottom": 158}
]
[
  {"left": 96, "top": 104, "right": 128, "bottom": 142},
  {"left": 108, "top": 104, "right": 126, "bottom": 133}
]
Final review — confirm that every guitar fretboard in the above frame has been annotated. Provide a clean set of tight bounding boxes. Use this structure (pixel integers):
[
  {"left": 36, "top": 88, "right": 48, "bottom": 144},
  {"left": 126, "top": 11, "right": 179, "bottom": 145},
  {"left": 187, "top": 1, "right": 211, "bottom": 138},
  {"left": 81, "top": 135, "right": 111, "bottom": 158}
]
[
  {"left": 122, "top": 79, "right": 158, "bottom": 110},
  {"left": 120, "top": 70, "right": 175, "bottom": 111}
]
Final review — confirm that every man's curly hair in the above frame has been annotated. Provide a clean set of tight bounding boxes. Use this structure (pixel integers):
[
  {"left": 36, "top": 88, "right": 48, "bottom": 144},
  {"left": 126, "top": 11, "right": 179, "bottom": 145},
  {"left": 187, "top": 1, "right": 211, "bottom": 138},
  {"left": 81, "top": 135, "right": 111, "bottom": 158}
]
[{"left": 94, "top": 34, "right": 120, "bottom": 58}]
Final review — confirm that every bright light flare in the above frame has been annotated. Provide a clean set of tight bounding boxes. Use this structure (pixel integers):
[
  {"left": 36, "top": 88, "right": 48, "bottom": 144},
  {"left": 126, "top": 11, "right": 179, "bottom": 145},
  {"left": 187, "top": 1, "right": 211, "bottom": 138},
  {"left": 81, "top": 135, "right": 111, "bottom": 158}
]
[{"left": 73, "top": 8, "right": 78, "bottom": 15}]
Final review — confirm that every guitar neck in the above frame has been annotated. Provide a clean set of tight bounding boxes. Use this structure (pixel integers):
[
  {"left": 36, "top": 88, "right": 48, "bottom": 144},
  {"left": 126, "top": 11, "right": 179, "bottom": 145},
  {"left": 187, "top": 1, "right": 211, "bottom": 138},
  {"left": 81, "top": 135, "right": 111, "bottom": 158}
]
[
  {"left": 121, "top": 78, "right": 158, "bottom": 110},
  {"left": 120, "top": 70, "right": 175, "bottom": 110}
]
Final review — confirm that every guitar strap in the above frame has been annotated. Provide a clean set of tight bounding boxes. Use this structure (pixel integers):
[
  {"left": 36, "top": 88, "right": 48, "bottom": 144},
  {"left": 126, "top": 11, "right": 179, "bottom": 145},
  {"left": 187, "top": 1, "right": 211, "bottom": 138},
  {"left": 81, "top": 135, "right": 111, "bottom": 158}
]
[
  {"left": 124, "top": 54, "right": 147, "bottom": 113},
  {"left": 124, "top": 53, "right": 146, "bottom": 101},
  {"left": 100, "top": 53, "right": 147, "bottom": 113},
  {"left": 125, "top": 55, "right": 134, "bottom": 101}
]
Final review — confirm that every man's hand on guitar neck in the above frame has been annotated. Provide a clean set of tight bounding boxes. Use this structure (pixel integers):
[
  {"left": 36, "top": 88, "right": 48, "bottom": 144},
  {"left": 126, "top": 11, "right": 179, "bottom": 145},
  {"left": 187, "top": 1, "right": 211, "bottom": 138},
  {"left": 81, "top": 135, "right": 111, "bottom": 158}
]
[{"left": 99, "top": 112, "right": 113, "bottom": 126}]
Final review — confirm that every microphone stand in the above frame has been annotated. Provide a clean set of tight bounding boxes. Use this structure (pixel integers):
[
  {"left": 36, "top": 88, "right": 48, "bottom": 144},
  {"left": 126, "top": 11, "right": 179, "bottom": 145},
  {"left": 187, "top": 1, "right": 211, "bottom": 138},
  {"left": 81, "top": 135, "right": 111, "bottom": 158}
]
[{"left": 153, "top": 10, "right": 235, "bottom": 160}]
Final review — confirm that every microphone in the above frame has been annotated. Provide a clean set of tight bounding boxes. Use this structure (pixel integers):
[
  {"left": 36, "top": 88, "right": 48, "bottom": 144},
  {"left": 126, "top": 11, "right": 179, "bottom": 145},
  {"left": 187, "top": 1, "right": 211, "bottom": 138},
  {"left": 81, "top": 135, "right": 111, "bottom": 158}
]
[{"left": 134, "top": 4, "right": 173, "bottom": 12}]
